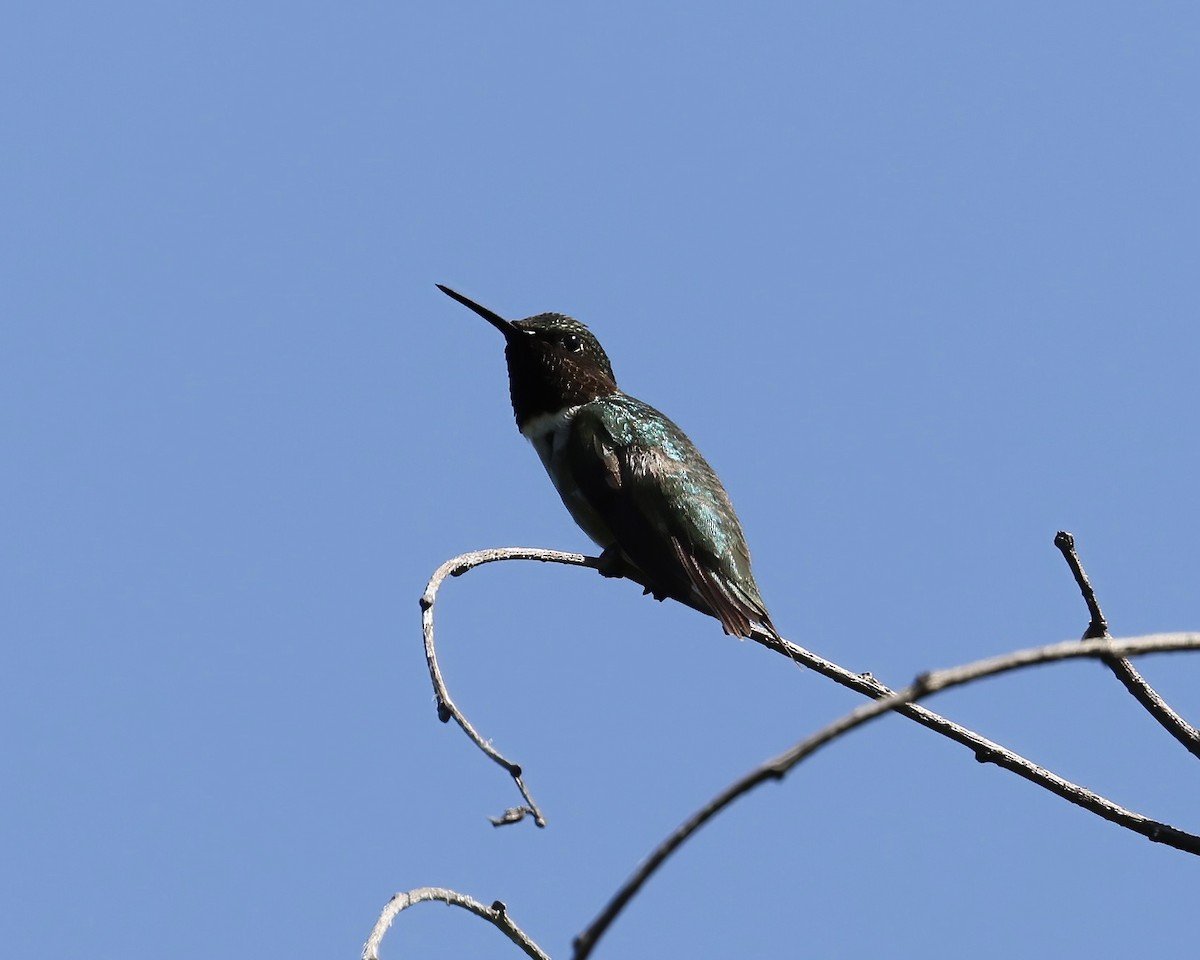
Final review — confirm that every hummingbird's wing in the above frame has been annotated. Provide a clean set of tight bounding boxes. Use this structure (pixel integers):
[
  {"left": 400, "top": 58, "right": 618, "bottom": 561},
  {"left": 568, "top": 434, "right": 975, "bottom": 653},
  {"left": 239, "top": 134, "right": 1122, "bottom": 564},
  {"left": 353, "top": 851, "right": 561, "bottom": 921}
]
[{"left": 566, "top": 396, "right": 774, "bottom": 638}]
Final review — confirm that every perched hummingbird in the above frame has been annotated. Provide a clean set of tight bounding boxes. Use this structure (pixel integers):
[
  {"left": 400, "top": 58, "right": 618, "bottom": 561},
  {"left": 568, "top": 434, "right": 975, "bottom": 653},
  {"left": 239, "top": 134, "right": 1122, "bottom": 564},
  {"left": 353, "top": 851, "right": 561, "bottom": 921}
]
[{"left": 438, "top": 284, "right": 776, "bottom": 640}]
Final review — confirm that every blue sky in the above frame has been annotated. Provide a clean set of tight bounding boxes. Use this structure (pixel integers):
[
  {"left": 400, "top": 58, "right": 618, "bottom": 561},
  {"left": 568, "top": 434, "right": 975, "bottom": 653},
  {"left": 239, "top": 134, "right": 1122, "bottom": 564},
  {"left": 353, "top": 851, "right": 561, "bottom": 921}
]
[{"left": 3, "top": 3, "right": 1199, "bottom": 957}]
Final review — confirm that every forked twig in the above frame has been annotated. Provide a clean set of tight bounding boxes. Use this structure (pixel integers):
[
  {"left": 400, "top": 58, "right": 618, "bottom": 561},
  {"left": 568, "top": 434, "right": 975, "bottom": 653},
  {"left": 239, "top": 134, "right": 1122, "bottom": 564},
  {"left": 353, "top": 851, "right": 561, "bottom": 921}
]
[{"left": 1054, "top": 531, "right": 1200, "bottom": 760}]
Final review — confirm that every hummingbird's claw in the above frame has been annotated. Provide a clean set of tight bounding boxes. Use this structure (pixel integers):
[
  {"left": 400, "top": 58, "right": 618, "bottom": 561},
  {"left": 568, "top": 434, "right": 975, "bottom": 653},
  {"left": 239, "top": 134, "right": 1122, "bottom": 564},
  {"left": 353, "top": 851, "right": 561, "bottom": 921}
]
[{"left": 596, "top": 545, "right": 628, "bottom": 579}]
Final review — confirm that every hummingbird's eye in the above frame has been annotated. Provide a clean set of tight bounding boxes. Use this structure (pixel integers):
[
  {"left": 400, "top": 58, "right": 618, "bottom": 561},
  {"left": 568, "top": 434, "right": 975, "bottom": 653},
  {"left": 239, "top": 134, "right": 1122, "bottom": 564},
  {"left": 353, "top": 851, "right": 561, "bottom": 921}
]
[{"left": 562, "top": 332, "right": 583, "bottom": 353}]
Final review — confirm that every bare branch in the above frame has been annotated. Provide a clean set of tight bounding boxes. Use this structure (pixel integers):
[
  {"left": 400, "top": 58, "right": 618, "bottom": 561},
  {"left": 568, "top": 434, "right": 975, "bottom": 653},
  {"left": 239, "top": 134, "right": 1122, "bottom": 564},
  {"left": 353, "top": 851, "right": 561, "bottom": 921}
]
[
  {"left": 423, "top": 548, "right": 1200, "bottom": 843},
  {"left": 363, "top": 887, "right": 550, "bottom": 960},
  {"left": 1054, "top": 531, "right": 1200, "bottom": 760},
  {"left": 573, "top": 633, "right": 1200, "bottom": 959}
]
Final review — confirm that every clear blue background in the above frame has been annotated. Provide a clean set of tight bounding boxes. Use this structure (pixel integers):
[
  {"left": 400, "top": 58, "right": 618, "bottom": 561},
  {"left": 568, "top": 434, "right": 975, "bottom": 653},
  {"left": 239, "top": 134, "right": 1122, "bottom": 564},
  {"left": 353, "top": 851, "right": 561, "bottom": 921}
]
[{"left": 4, "top": 3, "right": 1198, "bottom": 957}]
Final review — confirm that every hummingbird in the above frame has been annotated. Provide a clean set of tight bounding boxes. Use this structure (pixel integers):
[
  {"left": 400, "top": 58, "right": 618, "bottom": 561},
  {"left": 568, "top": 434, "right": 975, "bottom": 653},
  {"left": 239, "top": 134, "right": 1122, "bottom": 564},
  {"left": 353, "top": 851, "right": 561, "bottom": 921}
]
[{"left": 438, "top": 284, "right": 776, "bottom": 640}]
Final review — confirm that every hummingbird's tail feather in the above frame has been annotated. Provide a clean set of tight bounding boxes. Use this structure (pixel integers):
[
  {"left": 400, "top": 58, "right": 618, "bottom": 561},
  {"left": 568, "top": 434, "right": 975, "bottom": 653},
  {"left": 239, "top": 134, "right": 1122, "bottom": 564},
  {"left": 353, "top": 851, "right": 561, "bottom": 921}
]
[{"left": 670, "top": 538, "right": 775, "bottom": 640}]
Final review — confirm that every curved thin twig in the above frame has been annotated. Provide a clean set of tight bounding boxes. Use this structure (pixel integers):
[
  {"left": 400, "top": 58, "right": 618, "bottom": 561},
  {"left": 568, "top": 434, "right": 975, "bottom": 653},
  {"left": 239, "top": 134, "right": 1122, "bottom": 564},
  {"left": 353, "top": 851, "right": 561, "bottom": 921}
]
[
  {"left": 363, "top": 887, "right": 550, "bottom": 960},
  {"left": 1054, "top": 531, "right": 1200, "bottom": 760},
  {"left": 422, "top": 546, "right": 715, "bottom": 827},
  {"left": 573, "top": 632, "right": 1200, "bottom": 959},
  {"left": 423, "top": 549, "right": 589, "bottom": 828}
]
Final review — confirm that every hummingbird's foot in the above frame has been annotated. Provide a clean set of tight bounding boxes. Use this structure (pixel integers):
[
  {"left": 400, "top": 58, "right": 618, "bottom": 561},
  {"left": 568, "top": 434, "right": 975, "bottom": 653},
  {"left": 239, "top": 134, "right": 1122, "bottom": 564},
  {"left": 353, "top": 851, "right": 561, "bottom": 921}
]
[
  {"left": 595, "top": 545, "right": 628, "bottom": 579},
  {"left": 597, "top": 547, "right": 671, "bottom": 602}
]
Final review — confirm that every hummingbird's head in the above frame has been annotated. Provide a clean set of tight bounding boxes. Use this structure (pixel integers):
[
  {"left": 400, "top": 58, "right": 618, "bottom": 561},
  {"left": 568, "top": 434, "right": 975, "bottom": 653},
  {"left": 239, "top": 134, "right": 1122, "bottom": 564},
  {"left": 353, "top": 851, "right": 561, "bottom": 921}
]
[{"left": 438, "top": 285, "right": 619, "bottom": 429}]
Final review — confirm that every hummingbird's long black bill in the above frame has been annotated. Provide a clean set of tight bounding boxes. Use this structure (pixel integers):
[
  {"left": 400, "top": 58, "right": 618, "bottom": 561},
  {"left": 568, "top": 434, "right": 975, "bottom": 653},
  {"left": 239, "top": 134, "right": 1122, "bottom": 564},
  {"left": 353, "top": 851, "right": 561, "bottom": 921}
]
[{"left": 436, "top": 284, "right": 517, "bottom": 338}]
